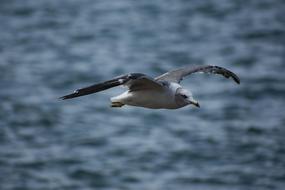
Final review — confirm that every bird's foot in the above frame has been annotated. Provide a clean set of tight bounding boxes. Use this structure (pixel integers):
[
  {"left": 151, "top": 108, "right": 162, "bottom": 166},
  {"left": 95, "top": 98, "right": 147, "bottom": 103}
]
[{"left": 111, "top": 102, "right": 125, "bottom": 108}]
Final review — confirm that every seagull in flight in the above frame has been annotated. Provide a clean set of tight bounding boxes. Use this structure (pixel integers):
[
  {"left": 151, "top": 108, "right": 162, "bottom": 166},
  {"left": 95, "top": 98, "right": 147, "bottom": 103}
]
[{"left": 60, "top": 65, "right": 240, "bottom": 109}]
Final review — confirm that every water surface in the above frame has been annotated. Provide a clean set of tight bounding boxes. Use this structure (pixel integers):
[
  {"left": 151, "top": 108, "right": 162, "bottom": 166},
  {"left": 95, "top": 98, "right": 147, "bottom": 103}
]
[{"left": 0, "top": 0, "right": 284, "bottom": 189}]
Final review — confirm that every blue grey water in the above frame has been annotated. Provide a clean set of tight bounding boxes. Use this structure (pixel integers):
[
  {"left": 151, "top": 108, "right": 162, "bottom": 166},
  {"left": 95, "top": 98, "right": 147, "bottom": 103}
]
[{"left": 0, "top": 0, "right": 284, "bottom": 189}]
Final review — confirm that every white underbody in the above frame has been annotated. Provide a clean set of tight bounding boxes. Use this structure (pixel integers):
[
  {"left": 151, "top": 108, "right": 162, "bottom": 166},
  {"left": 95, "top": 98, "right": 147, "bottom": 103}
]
[{"left": 111, "top": 83, "right": 185, "bottom": 109}]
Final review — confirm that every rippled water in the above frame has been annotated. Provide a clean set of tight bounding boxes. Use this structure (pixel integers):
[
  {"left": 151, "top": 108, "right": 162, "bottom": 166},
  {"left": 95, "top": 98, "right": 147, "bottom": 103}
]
[{"left": 0, "top": 0, "right": 285, "bottom": 189}]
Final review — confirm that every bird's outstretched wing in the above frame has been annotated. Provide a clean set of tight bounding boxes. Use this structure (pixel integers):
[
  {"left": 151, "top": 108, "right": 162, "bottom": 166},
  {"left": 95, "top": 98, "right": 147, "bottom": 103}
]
[
  {"left": 155, "top": 65, "right": 240, "bottom": 84},
  {"left": 60, "top": 73, "right": 164, "bottom": 100}
]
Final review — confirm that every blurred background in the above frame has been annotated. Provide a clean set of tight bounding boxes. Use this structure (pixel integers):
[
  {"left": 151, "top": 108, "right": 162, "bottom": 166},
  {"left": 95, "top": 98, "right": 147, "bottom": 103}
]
[{"left": 0, "top": 0, "right": 284, "bottom": 189}]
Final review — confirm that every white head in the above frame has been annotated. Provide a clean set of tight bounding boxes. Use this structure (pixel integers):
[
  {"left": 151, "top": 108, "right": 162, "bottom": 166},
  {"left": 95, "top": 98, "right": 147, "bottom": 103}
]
[{"left": 175, "top": 88, "right": 200, "bottom": 108}]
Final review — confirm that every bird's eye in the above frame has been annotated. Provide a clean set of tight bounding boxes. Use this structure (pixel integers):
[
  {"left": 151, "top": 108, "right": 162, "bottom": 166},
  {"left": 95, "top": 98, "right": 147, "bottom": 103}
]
[{"left": 181, "top": 94, "right": 188, "bottom": 98}]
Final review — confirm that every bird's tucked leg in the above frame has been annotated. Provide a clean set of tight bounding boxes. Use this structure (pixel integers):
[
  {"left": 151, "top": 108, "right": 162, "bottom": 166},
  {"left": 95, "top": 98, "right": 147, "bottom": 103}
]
[{"left": 111, "top": 102, "right": 125, "bottom": 108}]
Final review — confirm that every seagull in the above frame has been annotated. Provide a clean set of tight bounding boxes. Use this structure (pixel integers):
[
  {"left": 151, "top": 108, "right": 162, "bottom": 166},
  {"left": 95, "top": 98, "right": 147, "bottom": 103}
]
[{"left": 60, "top": 65, "right": 240, "bottom": 109}]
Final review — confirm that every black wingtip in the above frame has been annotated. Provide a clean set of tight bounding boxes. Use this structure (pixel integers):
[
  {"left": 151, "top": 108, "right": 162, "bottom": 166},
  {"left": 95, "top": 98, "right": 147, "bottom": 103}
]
[
  {"left": 214, "top": 65, "right": 240, "bottom": 85},
  {"left": 59, "top": 95, "right": 69, "bottom": 100},
  {"left": 58, "top": 96, "right": 66, "bottom": 100},
  {"left": 59, "top": 92, "right": 79, "bottom": 100},
  {"left": 232, "top": 74, "right": 241, "bottom": 85},
  {"left": 234, "top": 77, "right": 240, "bottom": 84}
]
